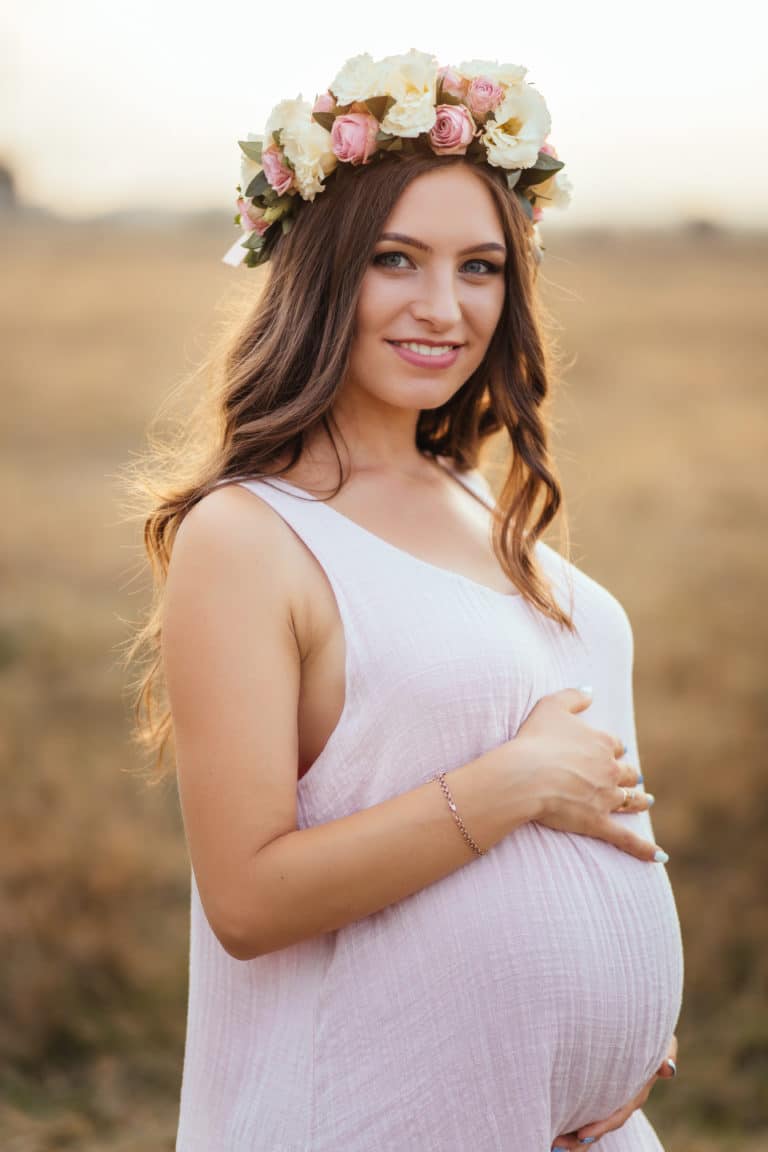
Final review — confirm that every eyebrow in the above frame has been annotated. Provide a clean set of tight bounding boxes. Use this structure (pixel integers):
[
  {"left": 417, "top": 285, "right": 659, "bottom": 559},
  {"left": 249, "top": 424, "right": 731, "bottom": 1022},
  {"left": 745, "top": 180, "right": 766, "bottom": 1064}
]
[{"left": 378, "top": 231, "right": 506, "bottom": 257}]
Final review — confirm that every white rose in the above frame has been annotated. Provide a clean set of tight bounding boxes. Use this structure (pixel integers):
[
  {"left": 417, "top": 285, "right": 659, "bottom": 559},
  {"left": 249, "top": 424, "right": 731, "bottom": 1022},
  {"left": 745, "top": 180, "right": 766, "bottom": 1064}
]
[
  {"left": 240, "top": 132, "right": 263, "bottom": 194},
  {"left": 378, "top": 49, "right": 438, "bottom": 95},
  {"left": 289, "top": 157, "right": 325, "bottom": 200},
  {"left": 532, "top": 168, "right": 573, "bottom": 210},
  {"left": 264, "top": 97, "right": 309, "bottom": 142},
  {"left": 381, "top": 91, "right": 437, "bottom": 137},
  {"left": 457, "top": 59, "right": 528, "bottom": 87},
  {"left": 379, "top": 48, "right": 438, "bottom": 137},
  {"left": 289, "top": 142, "right": 339, "bottom": 200},
  {"left": 279, "top": 109, "right": 337, "bottom": 200},
  {"left": 329, "top": 53, "right": 387, "bottom": 105},
  {"left": 481, "top": 83, "right": 551, "bottom": 169}
]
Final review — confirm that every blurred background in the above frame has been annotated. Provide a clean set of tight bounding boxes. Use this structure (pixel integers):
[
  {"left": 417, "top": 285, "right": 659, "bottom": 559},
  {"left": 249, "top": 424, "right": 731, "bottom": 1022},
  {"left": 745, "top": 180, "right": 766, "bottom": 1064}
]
[{"left": 1, "top": 2, "right": 766, "bottom": 1149}]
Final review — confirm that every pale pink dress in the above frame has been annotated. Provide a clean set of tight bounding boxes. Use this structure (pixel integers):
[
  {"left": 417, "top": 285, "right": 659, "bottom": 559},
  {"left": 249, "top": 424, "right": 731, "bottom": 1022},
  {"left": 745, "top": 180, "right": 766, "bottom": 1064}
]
[{"left": 175, "top": 459, "right": 684, "bottom": 1151}]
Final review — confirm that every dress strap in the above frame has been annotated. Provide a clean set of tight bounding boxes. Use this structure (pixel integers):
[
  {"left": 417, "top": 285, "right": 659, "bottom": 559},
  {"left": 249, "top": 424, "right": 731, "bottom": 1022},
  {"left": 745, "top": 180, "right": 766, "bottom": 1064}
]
[{"left": 432, "top": 455, "right": 497, "bottom": 512}]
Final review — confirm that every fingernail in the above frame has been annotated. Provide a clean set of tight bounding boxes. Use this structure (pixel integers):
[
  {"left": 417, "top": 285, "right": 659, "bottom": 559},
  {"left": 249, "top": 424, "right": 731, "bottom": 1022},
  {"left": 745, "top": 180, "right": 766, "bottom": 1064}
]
[
  {"left": 665, "top": 1058, "right": 677, "bottom": 1076},
  {"left": 654, "top": 848, "right": 669, "bottom": 863},
  {"left": 579, "top": 1140, "right": 597, "bottom": 1145},
  {"left": 577, "top": 684, "right": 593, "bottom": 694},
  {"left": 620, "top": 742, "right": 628, "bottom": 757},
  {"left": 637, "top": 773, "right": 644, "bottom": 784},
  {"left": 646, "top": 793, "right": 656, "bottom": 806}
]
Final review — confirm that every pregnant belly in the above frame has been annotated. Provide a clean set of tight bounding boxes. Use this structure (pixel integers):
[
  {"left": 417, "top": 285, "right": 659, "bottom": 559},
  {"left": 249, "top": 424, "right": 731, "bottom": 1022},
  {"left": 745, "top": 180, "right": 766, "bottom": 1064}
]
[{"left": 312, "top": 818, "right": 684, "bottom": 1149}]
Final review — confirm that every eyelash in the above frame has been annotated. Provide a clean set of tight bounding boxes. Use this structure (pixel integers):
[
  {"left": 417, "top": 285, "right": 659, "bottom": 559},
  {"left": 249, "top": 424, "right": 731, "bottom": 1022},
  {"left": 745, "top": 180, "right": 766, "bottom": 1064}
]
[{"left": 373, "top": 251, "right": 503, "bottom": 276}]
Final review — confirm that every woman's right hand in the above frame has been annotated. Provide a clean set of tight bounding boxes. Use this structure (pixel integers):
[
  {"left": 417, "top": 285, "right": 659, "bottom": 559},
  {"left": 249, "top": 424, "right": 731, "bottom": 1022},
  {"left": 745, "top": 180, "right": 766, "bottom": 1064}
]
[{"left": 511, "top": 688, "right": 666, "bottom": 862}]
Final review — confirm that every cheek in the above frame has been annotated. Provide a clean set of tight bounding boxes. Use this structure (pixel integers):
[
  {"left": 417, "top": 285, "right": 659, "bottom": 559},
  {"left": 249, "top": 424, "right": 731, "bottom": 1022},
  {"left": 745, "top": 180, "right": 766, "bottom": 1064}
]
[
  {"left": 355, "top": 273, "right": 407, "bottom": 338},
  {"left": 467, "top": 284, "right": 505, "bottom": 341}
]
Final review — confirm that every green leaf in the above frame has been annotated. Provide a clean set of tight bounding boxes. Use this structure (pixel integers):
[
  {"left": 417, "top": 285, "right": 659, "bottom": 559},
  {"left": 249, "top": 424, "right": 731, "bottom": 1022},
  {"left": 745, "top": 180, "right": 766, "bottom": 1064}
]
[
  {"left": 272, "top": 129, "right": 283, "bottom": 149},
  {"left": 238, "top": 139, "right": 263, "bottom": 163},
  {"left": 245, "top": 170, "right": 270, "bottom": 199},
  {"left": 515, "top": 191, "right": 534, "bottom": 221},
  {"left": 505, "top": 169, "right": 522, "bottom": 190},
  {"left": 263, "top": 196, "right": 292, "bottom": 224},
  {"left": 362, "top": 95, "right": 390, "bottom": 121},
  {"left": 243, "top": 231, "right": 266, "bottom": 250},
  {"left": 535, "top": 151, "right": 564, "bottom": 172},
  {"left": 375, "top": 130, "right": 395, "bottom": 144},
  {"left": 516, "top": 169, "right": 549, "bottom": 190},
  {"left": 281, "top": 215, "right": 294, "bottom": 235},
  {"left": 516, "top": 159, "right": 564, "bottom": 190},
  {"left": 516, "top": 152, "right": 564, "bottom": 188},
  {"left": 245, "top": 241, "right": 273, "bottom": 267},
  {"left": 251, "top": 243, "right": 273, "bottom": 267},
  {"left": 435, "top": 89, "right": 464, "bottom": 108},
  {"left": 312, "top": 110, "right": 337, "bottom": 132}
]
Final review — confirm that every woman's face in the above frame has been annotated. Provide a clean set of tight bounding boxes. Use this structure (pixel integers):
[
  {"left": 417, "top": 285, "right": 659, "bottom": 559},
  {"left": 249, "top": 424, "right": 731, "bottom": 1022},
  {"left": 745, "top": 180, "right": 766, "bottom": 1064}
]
[{"left": 342, "top": 164, "right": 507, "bottom": 414}]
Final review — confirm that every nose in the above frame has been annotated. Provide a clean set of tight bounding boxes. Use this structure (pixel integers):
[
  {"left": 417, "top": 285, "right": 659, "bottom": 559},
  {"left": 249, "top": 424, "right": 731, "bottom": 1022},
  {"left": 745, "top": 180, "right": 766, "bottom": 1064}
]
[{"left": 409, "top": 266, "right": 462, "bottom": 330}]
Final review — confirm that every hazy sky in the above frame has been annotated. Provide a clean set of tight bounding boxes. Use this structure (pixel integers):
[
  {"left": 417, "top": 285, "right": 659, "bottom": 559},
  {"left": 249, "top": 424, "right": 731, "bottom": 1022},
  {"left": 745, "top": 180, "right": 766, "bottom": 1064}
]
[{"left": 3, "top": 0, "right": 766, "bottom": 227}]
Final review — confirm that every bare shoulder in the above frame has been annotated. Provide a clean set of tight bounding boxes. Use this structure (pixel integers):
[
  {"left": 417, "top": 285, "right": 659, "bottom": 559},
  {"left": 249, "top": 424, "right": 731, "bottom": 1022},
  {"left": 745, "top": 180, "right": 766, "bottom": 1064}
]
[
  {"left": 174, "top": 481, "right": 290, "bottom": 558},
  {"left": 165, "top": 482, "right": 318, "bottom": 658},
  {"left": 171, "top": 483, "right": 301, "bottom": 596}
]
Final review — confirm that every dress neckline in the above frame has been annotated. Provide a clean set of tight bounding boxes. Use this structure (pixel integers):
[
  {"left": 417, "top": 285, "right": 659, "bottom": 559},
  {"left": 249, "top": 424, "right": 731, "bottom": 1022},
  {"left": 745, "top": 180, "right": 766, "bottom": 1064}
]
[{"left": 260, "top": 456, "right": 525, "bottom": 602}]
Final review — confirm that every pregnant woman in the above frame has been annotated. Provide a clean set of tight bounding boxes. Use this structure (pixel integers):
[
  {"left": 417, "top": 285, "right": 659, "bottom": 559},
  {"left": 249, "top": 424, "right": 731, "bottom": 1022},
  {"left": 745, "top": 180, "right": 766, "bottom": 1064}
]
[{"left": 132, "top": 50, "right": 684, "bottom": 1149}]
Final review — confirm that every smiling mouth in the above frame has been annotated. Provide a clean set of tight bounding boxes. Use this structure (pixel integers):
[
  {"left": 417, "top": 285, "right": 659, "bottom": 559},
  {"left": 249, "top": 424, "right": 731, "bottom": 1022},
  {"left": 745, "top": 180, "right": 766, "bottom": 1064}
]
[{"left": 387, "top": 340, "right": 463, "bottom": 357}]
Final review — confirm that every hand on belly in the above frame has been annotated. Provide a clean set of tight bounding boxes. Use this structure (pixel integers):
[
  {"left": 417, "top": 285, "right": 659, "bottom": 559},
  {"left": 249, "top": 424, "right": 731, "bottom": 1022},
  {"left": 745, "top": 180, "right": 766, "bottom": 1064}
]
[{"left": 551, "top": 1034, "right": 679, "bottom": 1149}]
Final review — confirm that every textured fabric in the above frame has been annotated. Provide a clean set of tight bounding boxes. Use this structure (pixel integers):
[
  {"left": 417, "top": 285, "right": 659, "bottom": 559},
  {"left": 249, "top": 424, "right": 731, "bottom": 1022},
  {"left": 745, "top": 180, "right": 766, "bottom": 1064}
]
[{"left": 175, "top": 460, "right": 684, "bottom": 1152}]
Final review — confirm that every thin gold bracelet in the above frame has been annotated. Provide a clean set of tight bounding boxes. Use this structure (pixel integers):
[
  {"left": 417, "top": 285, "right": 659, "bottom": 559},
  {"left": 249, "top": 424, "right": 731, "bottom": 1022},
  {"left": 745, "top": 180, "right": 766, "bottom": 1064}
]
[{"left": 435, "top": 772, "right": 487, "bottom": 857}]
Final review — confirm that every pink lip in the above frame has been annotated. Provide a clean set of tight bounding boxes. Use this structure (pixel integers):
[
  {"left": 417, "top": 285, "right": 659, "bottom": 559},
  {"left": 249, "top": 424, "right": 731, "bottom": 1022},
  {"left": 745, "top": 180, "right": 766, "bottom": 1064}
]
[{"left": 387, "top": 340, "right": 462, "bottom": 369}]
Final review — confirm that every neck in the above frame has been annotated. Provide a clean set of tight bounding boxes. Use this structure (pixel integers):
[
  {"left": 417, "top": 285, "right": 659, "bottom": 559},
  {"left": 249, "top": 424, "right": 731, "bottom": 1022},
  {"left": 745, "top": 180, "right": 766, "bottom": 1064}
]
[{"left": 305, "top": 388, "right": 430, "bottom": 476}]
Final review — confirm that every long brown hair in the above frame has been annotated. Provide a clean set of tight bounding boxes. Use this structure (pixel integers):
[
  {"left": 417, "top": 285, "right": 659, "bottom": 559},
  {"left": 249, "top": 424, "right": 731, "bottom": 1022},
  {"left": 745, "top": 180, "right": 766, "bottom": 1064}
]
[{"left": 119, "top": 152, "right": 574, "bottom": 783}]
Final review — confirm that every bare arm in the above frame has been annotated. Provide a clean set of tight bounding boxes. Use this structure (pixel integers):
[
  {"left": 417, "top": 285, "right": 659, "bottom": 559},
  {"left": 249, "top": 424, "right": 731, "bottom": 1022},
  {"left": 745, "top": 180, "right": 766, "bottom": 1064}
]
[
  {"left": 161, "top": 485, "right": 538, "bottom": 961},
  {"left": 226, "top": 746, "right": 537, "bottom": 958}
]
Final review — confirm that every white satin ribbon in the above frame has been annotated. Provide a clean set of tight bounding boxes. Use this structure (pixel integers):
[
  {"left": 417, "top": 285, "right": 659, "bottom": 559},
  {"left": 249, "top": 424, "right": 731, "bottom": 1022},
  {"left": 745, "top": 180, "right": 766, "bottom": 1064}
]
[{"left": 221, "top": 231, "right": 254, "bottom": 267}]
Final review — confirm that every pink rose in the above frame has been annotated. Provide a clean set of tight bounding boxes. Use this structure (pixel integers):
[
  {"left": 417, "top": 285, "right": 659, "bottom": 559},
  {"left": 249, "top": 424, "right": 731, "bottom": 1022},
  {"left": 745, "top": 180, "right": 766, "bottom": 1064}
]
[
  {"left": 532, "top": 203, "right": 544, "bottom": 223},
  {"left": 261, "top": 146, "right": 294, "bottom": 196},
  {"left": 330, "top": 113, "right": 379, "bottom": 164},
  {"left": 466, "top": 76, "right": 505, "bottom": 118},
  {"left": 437, "top": 66, "right": 468, "bottom": 100},
  {"left": 541, "top": 140, "right": 558, "bottom": 157},
  {"left": 313, "top": 92, "right": 337, "bottom": 114},
  {"left": 236, "top": 198, "right": 270, "bottom": 236},
  {"left": 428, "top": 104, "right": 476, "bottom": 155}
]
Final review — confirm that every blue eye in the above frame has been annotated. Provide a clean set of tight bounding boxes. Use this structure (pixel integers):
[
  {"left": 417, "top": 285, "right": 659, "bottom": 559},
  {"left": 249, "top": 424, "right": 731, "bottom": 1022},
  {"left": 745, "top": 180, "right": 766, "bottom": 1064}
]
[
  {"left": 373, "top": 251, "right": 412, "bottom": 269},
  {"left": 462, "top": 259, "right": 502, "bottom": 275}
]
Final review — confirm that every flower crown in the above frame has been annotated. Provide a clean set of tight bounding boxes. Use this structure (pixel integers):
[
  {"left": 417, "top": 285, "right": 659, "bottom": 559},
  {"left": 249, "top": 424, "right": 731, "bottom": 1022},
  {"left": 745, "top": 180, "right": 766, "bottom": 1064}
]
[{"left": 223, "top": 49, "right": 572, "bottom": 269}]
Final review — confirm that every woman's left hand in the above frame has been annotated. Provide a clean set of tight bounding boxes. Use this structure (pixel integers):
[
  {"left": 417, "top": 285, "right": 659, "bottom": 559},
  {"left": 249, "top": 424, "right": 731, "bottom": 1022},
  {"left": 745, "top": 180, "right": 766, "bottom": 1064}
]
[{"left": 551, "top": 1034, "right": 678, "bottom": 1149}]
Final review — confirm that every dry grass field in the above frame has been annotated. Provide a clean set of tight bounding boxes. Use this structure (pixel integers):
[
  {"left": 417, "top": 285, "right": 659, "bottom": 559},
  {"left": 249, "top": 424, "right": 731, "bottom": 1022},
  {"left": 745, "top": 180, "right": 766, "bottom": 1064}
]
[{"left": 1, "top": 215, "right": 766, "bottom": 1150}]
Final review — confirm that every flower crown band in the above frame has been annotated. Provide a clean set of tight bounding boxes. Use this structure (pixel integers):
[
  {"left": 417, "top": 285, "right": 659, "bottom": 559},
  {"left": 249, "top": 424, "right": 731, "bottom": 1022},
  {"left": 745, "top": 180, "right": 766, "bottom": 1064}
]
[{"left": 223, "top": 49, "right": 572, "bottom": 269}]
